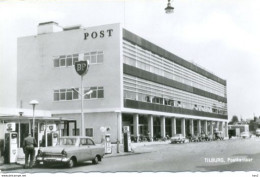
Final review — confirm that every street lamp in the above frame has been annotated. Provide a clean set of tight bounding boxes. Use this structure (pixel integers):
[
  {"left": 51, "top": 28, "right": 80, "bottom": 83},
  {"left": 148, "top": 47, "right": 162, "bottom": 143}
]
[
  {"left": 18, "top": 111, "right": 23, "bottom": 148},
  {"left": 72, "top": 87, "right": 93, "bottom": 136},
  {"left": 115, "top": 110, "right": 121, "bottom": 153},
  {"left": 29, "top": 100, "right": 39, "bottom": 138},
  {"left": 165, "top": 0, "right": 174, "bottom": 14}
]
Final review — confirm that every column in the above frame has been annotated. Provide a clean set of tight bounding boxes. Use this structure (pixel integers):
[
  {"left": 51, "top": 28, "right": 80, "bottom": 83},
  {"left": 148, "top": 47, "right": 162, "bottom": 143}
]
[
  {"left": 219, "top": 122, "right": 223, "bottom": 132},
  {"left": 210, "top": 121, "right": 214, "bottom": 135},
  {"left": 117, "top": 113, "right": 122, "bottom": 143},
  {"left": 171, "top": 118, "right": 176, "bottom": 136},
  {"left": 133, "top": 114, "right": 139, "bottom": 141},
  {"left": 148, "top": 115, "right": 154, "bottom": 141},
  {"left": 181, "top": 119, "right": 186, "bottom": 137},
  {"left": 190, "top": 119, "right": 194, "bottom": 136},
  {"left": 197, "top": 120, "right": 201, "bottom": 134},
  {"left": 160, "top": 117, "right": 166, "bottom": 138},
  {"left": 216, "top": 122, "right": 219, "bottom": 131},
  {"left": 225, "top": 122, "right": 228, "bottom": 138},
  {"left": 204, "top": 121, "right": 208, "bottom": 134}
]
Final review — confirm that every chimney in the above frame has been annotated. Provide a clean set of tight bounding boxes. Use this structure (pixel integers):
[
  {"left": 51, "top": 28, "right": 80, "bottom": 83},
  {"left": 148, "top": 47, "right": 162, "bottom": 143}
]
[{"left": 37, "top": 21, "right": 63, "bottom": 35}]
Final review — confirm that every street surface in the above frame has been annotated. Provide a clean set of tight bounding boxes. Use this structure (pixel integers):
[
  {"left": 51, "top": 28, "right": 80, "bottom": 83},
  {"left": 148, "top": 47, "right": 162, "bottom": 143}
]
[{"left": 7, "top": 138, "right": 260, "bottom": 172}]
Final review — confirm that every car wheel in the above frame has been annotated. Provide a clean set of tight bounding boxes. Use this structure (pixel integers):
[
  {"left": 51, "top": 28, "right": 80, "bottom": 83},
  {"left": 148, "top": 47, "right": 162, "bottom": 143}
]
[
  {"left": 68, "top": 158, "right": 75, "bottom": 168},
  {"left": 92, "top": 156, "right": 99, "bottom": 164}
]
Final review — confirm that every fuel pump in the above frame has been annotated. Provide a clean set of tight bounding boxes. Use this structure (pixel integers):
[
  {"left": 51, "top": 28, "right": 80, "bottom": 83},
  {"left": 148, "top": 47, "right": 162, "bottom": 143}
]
[
  {"left": 4, "top": 132, "right": 18, "bottom": 163},
  {"left": 104, "top": 134, "right": 112, "bottom": 154}
]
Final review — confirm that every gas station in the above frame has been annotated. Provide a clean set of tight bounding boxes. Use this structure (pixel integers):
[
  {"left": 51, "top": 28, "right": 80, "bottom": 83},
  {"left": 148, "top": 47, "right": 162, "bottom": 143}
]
[{"left": 0, "top": 107, "right": 76, "bottom": 164}]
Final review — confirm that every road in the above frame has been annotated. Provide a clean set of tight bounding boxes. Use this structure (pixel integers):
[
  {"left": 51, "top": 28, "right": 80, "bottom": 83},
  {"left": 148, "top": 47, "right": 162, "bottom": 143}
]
[{"left": 7, "top": 138, "right": 260, "bottom": 172}]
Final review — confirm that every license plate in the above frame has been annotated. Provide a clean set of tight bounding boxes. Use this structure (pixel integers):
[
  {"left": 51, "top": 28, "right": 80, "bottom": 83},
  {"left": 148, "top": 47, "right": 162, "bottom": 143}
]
[{"left": 40, "top": 162, "right": 44, "bottom": 165}]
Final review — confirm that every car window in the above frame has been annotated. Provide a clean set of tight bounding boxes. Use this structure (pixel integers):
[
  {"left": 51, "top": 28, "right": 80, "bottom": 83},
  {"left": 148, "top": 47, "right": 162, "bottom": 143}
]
[
  {"left": 86, "top": 138, "right": 95, "bottom": 145},
  {"left": 60, "top": 138, "right": 77, "bottom": 145},
  {"left": 80, "top": 138, "right": 87, "bottom": 145}
]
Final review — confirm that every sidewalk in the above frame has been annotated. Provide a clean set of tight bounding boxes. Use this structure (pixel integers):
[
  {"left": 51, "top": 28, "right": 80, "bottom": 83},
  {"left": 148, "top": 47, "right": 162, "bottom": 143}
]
[{"left": 0, "top": 140, "right": 170, "bottom": 172}]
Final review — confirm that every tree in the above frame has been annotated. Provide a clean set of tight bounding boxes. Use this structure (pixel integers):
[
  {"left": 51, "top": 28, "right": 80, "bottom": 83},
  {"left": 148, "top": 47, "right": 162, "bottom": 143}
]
[{"left": 229, "top": 115, "right": 239, "bottom": 125}]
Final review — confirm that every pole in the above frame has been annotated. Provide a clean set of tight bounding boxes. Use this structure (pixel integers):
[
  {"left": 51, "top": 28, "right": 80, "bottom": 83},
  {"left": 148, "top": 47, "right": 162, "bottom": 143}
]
[
  {"left": 117, "top": 112, "right": 119, "bottom": 153},
  {"left": 32, "top": 104, "right": 35, "bottom": 138},
  {"left": 81, "top": 75, "right": 84, "bottom": 136}
]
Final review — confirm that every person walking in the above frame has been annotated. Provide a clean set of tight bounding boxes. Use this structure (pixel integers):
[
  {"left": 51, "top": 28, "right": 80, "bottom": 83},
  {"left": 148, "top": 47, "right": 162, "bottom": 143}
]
[{"left": 23, "top": 133, "right": 37, "bottom": 168}]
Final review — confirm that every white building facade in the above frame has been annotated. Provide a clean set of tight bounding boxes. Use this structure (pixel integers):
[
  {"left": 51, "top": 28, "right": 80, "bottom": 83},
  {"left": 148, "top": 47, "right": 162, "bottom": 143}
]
[{"left": 17, "top": 22, "right": 228, "bottom": 143}]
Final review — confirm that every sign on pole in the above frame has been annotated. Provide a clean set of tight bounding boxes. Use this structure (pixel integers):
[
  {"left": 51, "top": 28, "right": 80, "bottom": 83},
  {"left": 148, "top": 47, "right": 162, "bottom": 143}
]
[{"left": 75, "top": 60, "right": 89, "bottom": 76}]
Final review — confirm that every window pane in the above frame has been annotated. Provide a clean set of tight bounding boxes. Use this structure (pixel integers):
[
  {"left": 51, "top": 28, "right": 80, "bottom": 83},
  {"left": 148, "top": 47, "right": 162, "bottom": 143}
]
[
  {"left": 85, "top": 128, "right": 93, "bottom": 137},
  {"left": 73, "top": 58, "right": 78, "bottom": 65},
  {"left": 98, "top": 89, "right": 104, "bottom": 98},
  {"left": 67, "top": 56, "right": 72, "bottom": 66},
  {"left": 60, "top": 59, "right": 66, "bottom": 66},
  {"left": 54, "top": 59, "right": 59, "bottom": 67},
  {"left": 66, "top": 91, "right": 72, "bottom": 100},
  {"left": 91, "top": 90, "right": 97, "bottom": 98},
  {"left": 97, "top": 54, "right": 103, "bottom": 63},
  {"left": 90, "top": 55, "right": 96, "bottom": 63},
  {"left": 60, "top": 93, "right": 66, "bottom": 100},
  {"left": 73, "top": 89, "right": 79, "bottom": 99},
  {"left": 54, "top": 92, "right": 59, "bottom": 101}
]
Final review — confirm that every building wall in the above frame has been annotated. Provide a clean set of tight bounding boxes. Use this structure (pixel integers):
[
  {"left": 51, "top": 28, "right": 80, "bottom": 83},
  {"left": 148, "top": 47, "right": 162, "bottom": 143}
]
[
  {"left": 17, "top": 23, "right": 122, "bottom": 112},
  {"left": 55, "top": 112, "right": 120, "bottom": 143},
  {"left": 122, "top": 30, "right": 228, "bottom": 120}
]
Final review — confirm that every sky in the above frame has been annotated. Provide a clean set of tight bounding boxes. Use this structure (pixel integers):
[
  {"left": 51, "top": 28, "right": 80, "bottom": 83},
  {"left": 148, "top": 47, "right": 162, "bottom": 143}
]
[{"left": 0, "top": 0, "right": 260, "bottom": 121}]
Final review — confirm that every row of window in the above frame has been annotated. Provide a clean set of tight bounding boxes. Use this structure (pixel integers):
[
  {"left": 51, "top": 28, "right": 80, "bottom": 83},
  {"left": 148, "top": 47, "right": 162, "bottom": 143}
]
[
  {"left": 53, "top": 51, "right": 104, "bottom": 68},
  {"left": 61, "top": 128, "right": 93, "bottom": 137},
  {"left": 123, "top": 74, "right": 227, "bottom": 115},
  {"left": 53, "top": 87, "right": 104, "bottom": 101},
  {"left": 123, "top": 40, "right": 226, "bottom": 97}
]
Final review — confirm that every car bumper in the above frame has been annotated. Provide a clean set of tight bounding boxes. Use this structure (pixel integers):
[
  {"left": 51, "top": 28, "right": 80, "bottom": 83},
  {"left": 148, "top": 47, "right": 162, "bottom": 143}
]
[{"left": 36, "top": 156, "right": 70, "bottom": 164}]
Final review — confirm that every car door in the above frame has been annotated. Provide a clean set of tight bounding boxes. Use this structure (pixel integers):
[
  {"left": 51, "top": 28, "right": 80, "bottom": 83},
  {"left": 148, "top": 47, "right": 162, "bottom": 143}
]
[
  {"left": 78, "top": 138, "right": 92, "bottom": 162},
  {"left": 86, "top": 138, "right": 96, "bottom": 159}
]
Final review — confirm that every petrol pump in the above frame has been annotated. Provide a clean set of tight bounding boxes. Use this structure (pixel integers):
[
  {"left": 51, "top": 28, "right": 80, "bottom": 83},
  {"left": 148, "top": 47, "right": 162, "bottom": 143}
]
[
  {"left": 123, "top": 126, "right": 131, "bottom": 152},
  {"left": 4, "top": 123, "right": 18, "bottom": 164},
  {"left": 104, "top": 134, "right": 112, "bottom": 154}
]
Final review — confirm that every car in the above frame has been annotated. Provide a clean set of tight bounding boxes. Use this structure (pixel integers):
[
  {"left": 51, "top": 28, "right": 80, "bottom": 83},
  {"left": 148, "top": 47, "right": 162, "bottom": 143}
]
[
  {"left": 240, "top": 132, "right": 251, "bottom": 139},
  {"left": 35, "top": 136, "right": 105, "bottom": 168},
  {"left": 170, "top": 134, "right": 187, "bottom": 144},
  {"left": 190, "top": 135, "right": 200, "bottom": 142},
  {"left": 256, "top": 129, "right": 260, "bottom": 137},
  {"left": 214, "top": 131, "right": 224, "bottom": 140},
  {"left": 205, "top": 134, "right": 213, "bottom": 141}
]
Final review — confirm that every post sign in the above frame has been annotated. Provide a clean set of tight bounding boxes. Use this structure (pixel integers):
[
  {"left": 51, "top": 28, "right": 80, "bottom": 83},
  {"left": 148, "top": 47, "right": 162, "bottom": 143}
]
[{"left": 75, "top": 60, "right": 89, "bottom": 76}]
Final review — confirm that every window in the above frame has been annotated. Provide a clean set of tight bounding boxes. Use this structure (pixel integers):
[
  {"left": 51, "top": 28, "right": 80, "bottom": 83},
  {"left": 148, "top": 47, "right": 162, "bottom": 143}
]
[
  {"left": 53, "top": 88, "right": 79, "bottom": 101},
  {"left": 85, "top": 128, "right": 93, "bottom": 137},
  {"left": 84, "top": 51, "right": 104, "bottom": 64},
  {"left": 72, "top": 128, "right": 79, "bottom": 136},
  {"left": 84, "top": 87, "right": 104, "bottom": 99},
  {"left": 53, "top": 54, "right": 79, "bottom": 68}
]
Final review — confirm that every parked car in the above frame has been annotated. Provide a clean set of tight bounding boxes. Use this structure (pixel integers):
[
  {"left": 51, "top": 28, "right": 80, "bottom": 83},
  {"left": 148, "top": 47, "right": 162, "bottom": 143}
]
[
  {"left": 214, "top": 131, "right": 224, "bottom": 140},
  {"left": 190, "top": 135, "right": 200, "bottom": 142},
  {"left": 256, "top": 129, "right": 260, "bottom": 137},
  {"left": 36, "top": 136, "right": 105, "bottom": 168},
  {"left": 240, "top": 132, "right": 251, "bottom": 139},
  {"left": 200, "top": 133, "right": 207, "bottom": 141},
  {"left": 170, "top": 134, "right": 187, "bottom": 144},
  {"left": 205, "top": 134, "right": 213, "bottom": 141}
]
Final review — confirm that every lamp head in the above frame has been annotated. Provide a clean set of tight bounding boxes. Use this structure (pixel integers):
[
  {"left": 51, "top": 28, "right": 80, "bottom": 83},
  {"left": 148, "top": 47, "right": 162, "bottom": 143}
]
[
  {"left": 29, "top": 100, "right": 39, "bottom": 106},
  {"left": 165, "top": 0, "right": 174, "bottom": 14}
]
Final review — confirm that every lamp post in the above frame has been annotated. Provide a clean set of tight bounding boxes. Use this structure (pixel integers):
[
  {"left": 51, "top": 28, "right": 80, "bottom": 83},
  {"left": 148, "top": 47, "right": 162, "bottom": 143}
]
[
  {"left": 29, "top": 100, "right": 39, "bottom": 138},
  {"left": 165, "top": 0, "right": 174, "bottom": 14},
  {"left": 18, "top": 111, "right": 23, "bottom": 148},
  {"left": 115, "top": 110, "right": 121, "bottom": 153},
  {"left": 72, "top": 88, "right": 93, "bottom": 136},
  {"left": 74, "top": 59, "right": 90, "bottom": 136}
]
